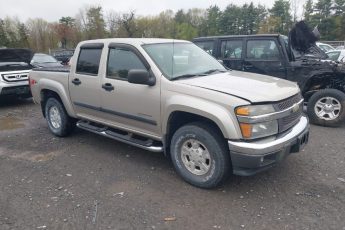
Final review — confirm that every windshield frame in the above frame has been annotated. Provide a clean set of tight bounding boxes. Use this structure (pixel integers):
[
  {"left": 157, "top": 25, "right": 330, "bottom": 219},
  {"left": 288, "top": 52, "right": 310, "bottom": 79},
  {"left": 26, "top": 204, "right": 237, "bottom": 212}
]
[{"left": 141, "top": 42, "right": 226, "bottom": 81}]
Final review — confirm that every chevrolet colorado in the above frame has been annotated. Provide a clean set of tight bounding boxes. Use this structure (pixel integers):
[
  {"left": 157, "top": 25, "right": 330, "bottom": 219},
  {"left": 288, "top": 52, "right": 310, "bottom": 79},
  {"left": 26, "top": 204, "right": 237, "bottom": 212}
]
[{"left": 29, "top": 38, "right": 309, "bottom": 188}]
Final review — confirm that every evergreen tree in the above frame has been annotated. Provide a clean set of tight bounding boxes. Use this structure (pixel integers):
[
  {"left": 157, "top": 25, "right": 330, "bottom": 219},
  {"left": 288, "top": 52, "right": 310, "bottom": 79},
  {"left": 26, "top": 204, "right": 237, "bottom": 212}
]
[
  {"left": 269, "top": 0, "right": 293, "bottom": 34},
  {"left": 304, "top": 0, "right": 314, "bottom": 23}
]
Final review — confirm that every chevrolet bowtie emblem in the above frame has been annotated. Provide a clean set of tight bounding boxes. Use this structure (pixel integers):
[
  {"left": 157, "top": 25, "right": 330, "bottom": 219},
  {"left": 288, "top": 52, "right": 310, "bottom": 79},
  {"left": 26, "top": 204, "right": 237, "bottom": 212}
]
[{"left": 292, "top": 103, "right": 299, "bottom": 113}]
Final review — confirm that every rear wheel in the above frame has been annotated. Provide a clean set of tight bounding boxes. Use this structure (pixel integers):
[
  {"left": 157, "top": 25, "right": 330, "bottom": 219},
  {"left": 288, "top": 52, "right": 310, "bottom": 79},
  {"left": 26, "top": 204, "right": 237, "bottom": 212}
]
[
  {"left": 307, "top": 89, "right": 345, "bottom": 127},
  {"left": 170, "top": 122, "right": 231, "bottom": 188},
  {"left": 45, "top": 97, "right": 75, "bottom": 137}
]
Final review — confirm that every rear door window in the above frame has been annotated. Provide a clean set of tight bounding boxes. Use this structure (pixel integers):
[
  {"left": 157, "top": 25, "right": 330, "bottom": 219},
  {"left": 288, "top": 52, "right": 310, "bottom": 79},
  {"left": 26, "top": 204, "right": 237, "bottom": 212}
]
[
  {"left": 220, "top": 40, "right": 243, "bottom": 59},
  {"left": 246, "top": 40, "right": 280, "bottom": 60},
  {"left": 76, "top": 48, "right": 102, "bottom": 75}
]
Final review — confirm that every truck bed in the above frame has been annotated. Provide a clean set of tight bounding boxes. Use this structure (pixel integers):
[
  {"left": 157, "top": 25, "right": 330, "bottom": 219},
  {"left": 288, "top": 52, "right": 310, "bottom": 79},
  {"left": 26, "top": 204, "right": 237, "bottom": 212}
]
[{"left": 32, "top": 66, "right": 70, "bottom": 73}]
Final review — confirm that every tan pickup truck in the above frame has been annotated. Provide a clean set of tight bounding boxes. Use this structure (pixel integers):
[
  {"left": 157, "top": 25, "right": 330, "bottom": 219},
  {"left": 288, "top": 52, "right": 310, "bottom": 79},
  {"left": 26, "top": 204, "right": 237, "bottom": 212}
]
[{"left": 29, "top": 38, "right": 309, "bottom": 188}]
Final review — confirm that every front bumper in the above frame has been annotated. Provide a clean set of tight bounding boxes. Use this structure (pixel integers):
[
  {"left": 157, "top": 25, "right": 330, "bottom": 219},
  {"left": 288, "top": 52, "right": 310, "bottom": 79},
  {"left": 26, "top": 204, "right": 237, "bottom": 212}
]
[
  {"left": 0, "top": 81, "right": 30, "bottom": 97},
  {"left": 228, "top": 116, "right": 309, "bottom": 176}
]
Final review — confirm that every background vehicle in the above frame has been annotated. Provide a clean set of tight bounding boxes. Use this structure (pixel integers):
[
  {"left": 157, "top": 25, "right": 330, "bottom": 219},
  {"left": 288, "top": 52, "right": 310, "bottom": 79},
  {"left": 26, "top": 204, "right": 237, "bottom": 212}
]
[
  {"left": 31, "top": 53, "right": 63, "bottom": 68},
  {"left": 52, "top": 49, "right": 74, "bottom": 65},
  {"left": 335, "top": 45, "right": 345, "bottom": 50},
  {"left": 29, "top": 38, "right": 309, "bottom": 188},
  {"left": 0, "top": 48, "right": 33, "bottom": 98},
  {"left": 326, "top": 50, "right": 345, "bottom": 62},
  {"left": 193, "top": 23, "right": 345, "bottom": 127},
  {"left": 316, "top": 42, "right": 335, "bottom": 52}
]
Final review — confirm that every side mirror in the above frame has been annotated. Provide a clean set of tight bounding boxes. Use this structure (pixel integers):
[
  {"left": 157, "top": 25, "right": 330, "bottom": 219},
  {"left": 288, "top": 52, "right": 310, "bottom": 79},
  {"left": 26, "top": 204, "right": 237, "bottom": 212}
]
[{"left": 128, "top": 69, "right": 155, "bottom": 86}]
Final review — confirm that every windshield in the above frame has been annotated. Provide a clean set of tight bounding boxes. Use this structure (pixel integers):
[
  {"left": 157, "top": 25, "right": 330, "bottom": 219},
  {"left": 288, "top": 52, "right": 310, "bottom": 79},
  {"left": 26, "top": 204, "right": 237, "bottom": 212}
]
[
  {"left": 142, "top": 42, "right": 226, "bottom": 80},
  {"left": 33, "top": 54, "right": 58, "bottom": 63}
]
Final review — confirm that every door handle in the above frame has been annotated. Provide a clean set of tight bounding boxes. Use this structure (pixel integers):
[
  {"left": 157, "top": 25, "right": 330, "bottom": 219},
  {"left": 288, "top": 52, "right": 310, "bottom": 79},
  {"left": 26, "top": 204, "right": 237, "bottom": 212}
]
[
  {"left": 243, "top": 64, "right": 253, "bottom": 70},
  {"left": 72, "top": 78, "right": 81, "bottom": 85},
  {"left": 102, "top": 83, "right": 114, "bottom": 92}
]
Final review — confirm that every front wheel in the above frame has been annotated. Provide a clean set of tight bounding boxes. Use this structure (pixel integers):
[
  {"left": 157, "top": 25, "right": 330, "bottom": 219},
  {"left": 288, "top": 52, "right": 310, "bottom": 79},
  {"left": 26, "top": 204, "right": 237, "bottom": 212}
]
[
  {"left": 170, "top": 122, "right": 231, "bottom": 188},
  {"left": 45, "top": 97, "right": 75, "bottom": 137},
  {"left": 307, "top": 89, "right": 345, "bottom": 127}
]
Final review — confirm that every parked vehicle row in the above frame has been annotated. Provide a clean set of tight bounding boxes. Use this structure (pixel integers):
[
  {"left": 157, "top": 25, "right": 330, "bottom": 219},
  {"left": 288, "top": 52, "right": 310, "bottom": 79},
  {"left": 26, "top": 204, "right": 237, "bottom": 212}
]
[
  {"left": 31, "top": 53, "right": 63, "bottom": 68},
  {"left": 193, "top": 23, "right": 345, "bottom": 127},
  {"left": 326, "top": 50, "right": 345, "bottom": 63},
  {"left": 29, "top": 38, "right": 309, "bottom": 188},
  {"left": 0, "top": 49, "right": 67, "bottom": 98},
  {"left": 316, "top": 42, "right": 335, "bottom": 52},
  {"left": 52, "top": 49, "right": 74, "bottom": 65},
  {"left": 0, "top": 48, "right": 33, "bottom": 98}
]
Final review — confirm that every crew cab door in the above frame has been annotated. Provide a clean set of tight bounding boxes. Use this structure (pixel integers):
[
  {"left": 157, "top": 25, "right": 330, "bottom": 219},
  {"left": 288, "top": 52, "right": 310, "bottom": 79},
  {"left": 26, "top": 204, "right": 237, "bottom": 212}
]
[
  {"left": 218, "top": 39, "right": 244, "bottom": 70},
  {"left": 243, "top": 38, "right": 287, "bottom": 78},
  {"left": 100, "top": 44, "right": 161, "bottom": 138},
  {"left": 69, "top": 43, "right": 104, "bottom": 118}
]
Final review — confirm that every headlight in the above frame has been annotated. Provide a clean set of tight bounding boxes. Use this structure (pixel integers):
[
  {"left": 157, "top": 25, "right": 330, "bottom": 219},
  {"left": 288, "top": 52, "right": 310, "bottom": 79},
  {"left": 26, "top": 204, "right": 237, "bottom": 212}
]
[
  {"left": 236, "top": 104, "right": 275, "bottom": 116},
  {"left": 239, "top": 120, "right": 278, "bottom": 139},
  {"left": 236, "top": 104, "right": 278, "bottom": 139}
]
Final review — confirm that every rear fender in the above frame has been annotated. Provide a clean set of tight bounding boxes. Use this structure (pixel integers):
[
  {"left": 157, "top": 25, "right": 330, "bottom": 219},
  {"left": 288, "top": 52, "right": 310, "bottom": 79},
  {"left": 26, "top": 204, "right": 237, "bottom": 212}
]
[{"left": 39, "top": 78, "right": 76, "bottom": 117}]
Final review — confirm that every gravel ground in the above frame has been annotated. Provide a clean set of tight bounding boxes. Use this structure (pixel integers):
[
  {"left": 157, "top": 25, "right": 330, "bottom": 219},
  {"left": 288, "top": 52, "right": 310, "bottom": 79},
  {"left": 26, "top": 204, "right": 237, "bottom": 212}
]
[{"left": 0, "top": 98, "right": 344, "bottom": 230}]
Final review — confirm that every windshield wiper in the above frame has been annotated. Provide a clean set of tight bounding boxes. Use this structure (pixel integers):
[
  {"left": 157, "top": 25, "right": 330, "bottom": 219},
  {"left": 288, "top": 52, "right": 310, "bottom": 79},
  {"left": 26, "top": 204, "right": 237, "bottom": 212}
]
[
  {"left": 201, "top": 69, "right": 228, "bottom": 75},
  {"left": 171, "top": 73, "right": 207, "bottom": 81},
  {"left": 171, "top": 69, "right": 229, "bottom": 81}
]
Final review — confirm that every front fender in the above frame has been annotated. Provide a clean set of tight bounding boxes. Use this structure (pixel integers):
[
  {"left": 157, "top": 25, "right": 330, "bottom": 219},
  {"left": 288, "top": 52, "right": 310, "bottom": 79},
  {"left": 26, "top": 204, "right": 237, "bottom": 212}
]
[{"left": 163, "top": 95, "right": 242, "bottom": 139}]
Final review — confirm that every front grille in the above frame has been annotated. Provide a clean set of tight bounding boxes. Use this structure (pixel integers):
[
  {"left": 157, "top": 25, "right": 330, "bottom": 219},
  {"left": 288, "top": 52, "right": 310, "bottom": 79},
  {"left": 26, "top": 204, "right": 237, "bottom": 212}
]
[
  {"left": 274, "top": 93, "right": 303, "bottom": 133},
  {"left": 275, "top": 93, "right": 303, "bottom": 111},
  {"left": 279, "top": 106, "right": 302, "bottom": 132},
  {"left": 2, "top": 73, "right": 29, "bottom": 82}
]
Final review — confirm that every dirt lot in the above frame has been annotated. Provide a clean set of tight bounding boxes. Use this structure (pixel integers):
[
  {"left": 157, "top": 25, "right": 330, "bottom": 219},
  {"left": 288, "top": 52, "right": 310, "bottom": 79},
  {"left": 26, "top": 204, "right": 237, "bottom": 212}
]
[{"left": 0, "top": 98, "right": 344, "bottom": 230}]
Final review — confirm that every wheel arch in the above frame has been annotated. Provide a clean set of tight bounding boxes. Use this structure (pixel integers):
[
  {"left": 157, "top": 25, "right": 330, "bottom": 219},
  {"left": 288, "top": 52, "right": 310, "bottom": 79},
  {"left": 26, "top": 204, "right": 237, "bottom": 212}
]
[
  {"left": 303, "top": 73, "right": 345, "bottom": 102},
  {"left": 38, "top": 79, "right": 76, "bottom": 118},
  {"left": 163, "top": 108, "right": 239, "bottom": 156}
]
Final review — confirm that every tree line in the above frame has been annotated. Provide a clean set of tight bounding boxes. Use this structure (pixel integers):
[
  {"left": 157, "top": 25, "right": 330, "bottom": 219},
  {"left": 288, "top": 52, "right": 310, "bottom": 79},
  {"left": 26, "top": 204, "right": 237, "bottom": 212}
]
[{"left": 0, "top": 0, "right": 344, "bottom": 53}]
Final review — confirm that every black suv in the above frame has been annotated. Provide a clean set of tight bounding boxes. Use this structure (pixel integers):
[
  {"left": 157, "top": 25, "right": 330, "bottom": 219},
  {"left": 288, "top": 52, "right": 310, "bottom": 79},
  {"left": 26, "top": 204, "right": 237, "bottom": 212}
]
[{"left": 193, "top": 32, "right": 345, "bottom": 127}]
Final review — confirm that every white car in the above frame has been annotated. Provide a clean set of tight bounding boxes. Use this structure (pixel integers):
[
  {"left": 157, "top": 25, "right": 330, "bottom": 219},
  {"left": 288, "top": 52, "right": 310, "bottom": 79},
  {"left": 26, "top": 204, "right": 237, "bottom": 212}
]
[
  {"left": 316, "top": 42, "right": 335, "bottom": 52},
  {"left": 326, "top": 50, "right": 345, "bottom": 62}
]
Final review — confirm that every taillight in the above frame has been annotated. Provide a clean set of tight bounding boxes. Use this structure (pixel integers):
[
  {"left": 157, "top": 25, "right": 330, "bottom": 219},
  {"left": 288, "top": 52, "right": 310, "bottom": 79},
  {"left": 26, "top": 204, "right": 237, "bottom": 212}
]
[{"left": 29, "top": 75, "right": 36, "bottom": 87}]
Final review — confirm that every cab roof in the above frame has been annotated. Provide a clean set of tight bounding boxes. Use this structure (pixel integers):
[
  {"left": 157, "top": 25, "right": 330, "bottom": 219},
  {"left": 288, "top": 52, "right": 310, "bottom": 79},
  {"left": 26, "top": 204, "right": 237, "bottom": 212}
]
[
  {"left": 78, "top": 38, "right": 190, "bottom": 47},
  {"left": 193, "top": 34, "right": 281, "bottom": 41}
]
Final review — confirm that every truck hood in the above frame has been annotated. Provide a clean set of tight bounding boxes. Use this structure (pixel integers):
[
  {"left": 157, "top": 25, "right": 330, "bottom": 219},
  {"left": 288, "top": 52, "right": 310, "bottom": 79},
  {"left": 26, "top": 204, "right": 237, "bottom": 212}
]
[
  {"left": 177, "top": 71, "right": 300, "bottom": 103},
  {"left": 0, "top": 48, "right": 34, "bottom": 64}
]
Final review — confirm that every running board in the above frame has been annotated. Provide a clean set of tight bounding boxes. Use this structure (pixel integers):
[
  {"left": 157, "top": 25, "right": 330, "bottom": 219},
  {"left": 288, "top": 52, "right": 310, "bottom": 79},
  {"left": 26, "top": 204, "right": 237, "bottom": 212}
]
[{"left": 76, "top": 120, "right": 163, "bottom": 152}]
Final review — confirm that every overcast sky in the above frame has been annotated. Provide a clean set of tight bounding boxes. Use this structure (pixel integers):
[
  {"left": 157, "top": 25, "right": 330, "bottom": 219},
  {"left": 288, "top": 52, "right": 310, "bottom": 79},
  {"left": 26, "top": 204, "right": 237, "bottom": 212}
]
[{"left": 0, "top": 0, "right": 288, "bottom": 22}]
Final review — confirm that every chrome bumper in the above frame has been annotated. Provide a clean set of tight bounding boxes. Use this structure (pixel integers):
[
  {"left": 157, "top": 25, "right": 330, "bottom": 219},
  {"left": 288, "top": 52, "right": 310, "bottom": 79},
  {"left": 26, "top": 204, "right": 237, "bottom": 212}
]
[
  {"left": 228, "top": 116, "right": 309, "bottom": 176},
  {"left": 228, "top": 116, "right": 309, "bottom": 155}
]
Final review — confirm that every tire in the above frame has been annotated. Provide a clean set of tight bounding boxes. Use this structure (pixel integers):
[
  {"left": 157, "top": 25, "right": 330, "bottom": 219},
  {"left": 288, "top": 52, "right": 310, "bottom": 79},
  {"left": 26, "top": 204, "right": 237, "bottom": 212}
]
[
  {"left": 45, "top": 97, "right": 75, "bottom": 137},
  {"left": 170, "top": 122, "right": 231, "bottom": 189},
  {"left": 307, "top": 89, "right": 345, "bottom": 127}
]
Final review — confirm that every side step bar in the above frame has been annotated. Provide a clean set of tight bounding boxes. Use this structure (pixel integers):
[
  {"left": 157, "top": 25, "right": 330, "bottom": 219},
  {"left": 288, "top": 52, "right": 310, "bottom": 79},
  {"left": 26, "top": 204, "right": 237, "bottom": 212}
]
[{"left": 76, "top": 120, "right": 163, "bottom": 152}]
